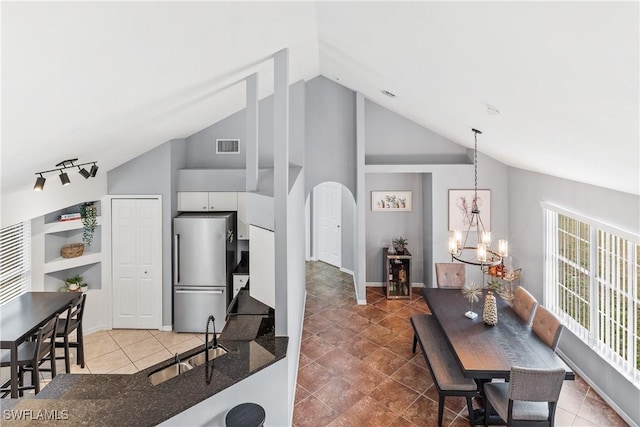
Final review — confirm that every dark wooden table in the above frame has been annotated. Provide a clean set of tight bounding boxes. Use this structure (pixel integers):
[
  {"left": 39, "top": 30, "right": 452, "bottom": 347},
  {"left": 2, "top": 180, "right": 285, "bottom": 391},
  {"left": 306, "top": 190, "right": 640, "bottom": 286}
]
[
  {"left": 422, "top": 288, "right": 574, "bottom": 380},
  {"left": 0, "top": 292, "right": 80, "bottom": 398}
]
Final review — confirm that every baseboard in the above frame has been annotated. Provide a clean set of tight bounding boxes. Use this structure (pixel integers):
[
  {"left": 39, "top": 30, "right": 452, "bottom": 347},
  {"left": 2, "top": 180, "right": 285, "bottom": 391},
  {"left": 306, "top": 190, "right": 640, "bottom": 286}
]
[
  {"left": 340, "top": 267, "right": 354, "bottom": 276},
  {"left": 366, "top": 282, "right": 384, "bottom": 287},
  {"left": 161, "top": 325, "right": 173, "bottom": 332},
  {"left": 556, "top": 349, "right": 636, "bottom": 426}
]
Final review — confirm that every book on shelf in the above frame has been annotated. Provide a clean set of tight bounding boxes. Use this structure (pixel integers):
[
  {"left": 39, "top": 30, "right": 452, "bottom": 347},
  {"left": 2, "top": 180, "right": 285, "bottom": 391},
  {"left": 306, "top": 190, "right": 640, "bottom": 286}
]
[{"left": 59, "top": 213, "right": 81, "bottom": 221}]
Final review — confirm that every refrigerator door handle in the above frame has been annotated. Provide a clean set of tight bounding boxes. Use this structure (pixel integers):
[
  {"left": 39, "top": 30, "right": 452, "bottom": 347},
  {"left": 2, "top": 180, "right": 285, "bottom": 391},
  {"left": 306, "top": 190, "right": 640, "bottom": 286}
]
[
  {"left": 173, "top": 234, "right": 179, "bottom": 285},
  {"left": 175, "top": 288, "right": 225, "bottom": 294}
]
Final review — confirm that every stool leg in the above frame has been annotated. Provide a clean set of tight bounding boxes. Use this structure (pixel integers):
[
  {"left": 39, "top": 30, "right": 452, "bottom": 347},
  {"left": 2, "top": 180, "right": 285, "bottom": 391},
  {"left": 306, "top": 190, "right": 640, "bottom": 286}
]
[{"left": 412, "top": 333, "right": 417, "bottom": 353}]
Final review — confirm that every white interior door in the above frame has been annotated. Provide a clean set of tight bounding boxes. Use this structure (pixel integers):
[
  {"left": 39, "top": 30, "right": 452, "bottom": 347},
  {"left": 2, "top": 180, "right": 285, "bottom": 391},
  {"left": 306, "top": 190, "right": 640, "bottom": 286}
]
[
  {"left": 317, "top": 182, "right": 342, "bottom": 268},
  {"left": 112, "top": 198, "right": 162, "bottom": 329}
]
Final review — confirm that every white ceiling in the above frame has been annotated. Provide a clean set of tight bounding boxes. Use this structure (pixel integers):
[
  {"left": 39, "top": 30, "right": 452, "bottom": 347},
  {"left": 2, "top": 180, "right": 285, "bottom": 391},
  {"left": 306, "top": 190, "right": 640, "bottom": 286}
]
[{"left": 2, "top": 1, "right": 638, "bottom": 196}]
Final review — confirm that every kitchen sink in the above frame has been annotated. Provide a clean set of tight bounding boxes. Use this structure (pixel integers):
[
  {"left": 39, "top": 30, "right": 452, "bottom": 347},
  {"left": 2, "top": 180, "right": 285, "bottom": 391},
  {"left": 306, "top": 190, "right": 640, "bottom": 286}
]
[
  {"left": 187, "top": 346, "right": 228, "bottom": 367},
  {"left": 148, "top": 362, "right": 194, "bottom": 386}
]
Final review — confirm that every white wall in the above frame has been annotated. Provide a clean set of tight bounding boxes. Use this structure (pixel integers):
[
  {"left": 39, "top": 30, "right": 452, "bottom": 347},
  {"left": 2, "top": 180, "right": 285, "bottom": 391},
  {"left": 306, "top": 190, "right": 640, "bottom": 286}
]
[{"left": 508, "top": 167, "right": 640, "bottom": 425}]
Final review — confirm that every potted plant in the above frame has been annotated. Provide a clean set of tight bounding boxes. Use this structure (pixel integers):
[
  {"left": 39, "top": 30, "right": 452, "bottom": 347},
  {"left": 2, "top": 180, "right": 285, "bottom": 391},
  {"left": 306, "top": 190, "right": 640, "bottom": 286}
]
[
  {"left": 80, "top": 202, "right": 98, "bottom": 247},
  {"left": 392, "top": 236, "right": 408, "bottom": 253},
  {"left": 61, "top": 275, "right": 87, "bottom": 292}
]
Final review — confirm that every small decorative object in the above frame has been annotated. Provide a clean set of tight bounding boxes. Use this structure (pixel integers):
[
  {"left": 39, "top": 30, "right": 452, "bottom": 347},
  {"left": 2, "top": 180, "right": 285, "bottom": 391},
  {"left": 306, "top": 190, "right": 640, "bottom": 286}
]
[
  {"left": 371, "top": 191, "right": 412, "bottom": 211},
  {"left": 80, "top": 202, "right": 98, "bottom": 247},
  {"left": 399, "top": 265, "right": 408, "bottom": 296},
  {"left": 461, "top": 281, "right": 482, "bottom": 319},
  {"left": 487, "top": 278, "right": 515, "bottom": 306},
  {"left": 392, "top": 236, "right": 408, "bottom": 253},
  {"left": 483, "top": 290, "right": 498, "bottom": 326},
  {"left": 61, "top": 275, "right": 87, "bottom": 292},
  {"left": 60, "top": 243, "right": 84, "bottom": 258},
  {"left": 388, "top": 243, "right": 397, "bottom": 255}
]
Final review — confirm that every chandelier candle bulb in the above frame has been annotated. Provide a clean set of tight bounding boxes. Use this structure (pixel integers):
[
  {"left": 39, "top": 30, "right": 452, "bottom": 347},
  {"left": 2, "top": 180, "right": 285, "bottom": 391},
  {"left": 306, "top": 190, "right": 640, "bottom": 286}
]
[
  {"left": 454, "top": 230, "right": 462, "bottom": 249},
  {"left": 499, "top": 239, "right": 509, "bottom": 257},
  {"left": 449, "top": 236, "right": 458, "bottom": 254},
  {"left": 477, "top": 243, "right": 487, "bottom": 262},
  {"left": 482, "top": 231, "right": 491, "bottom": 245}
]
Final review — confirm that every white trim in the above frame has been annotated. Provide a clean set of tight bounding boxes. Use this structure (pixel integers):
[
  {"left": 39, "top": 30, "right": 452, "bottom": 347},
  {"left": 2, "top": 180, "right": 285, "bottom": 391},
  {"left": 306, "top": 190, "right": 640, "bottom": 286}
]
[
  {"left": 540, "top": 201, "right": 639, "bottom": 243},
  {"left": 556, "top": 349, "right": 637, "bottom": 427},
  {"left": 340, "top": 267, "right": 354, "bottom": 276},
  {"left": 161, "top": 325, "right": 173, "bottom": 332},
  {"left": 366, "top": 282, "right": 385, "bottom": 287}
]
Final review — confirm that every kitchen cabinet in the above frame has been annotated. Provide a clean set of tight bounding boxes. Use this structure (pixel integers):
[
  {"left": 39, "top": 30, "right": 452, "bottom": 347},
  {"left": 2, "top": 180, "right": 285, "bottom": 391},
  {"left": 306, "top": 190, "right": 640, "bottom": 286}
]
[
  {"left": 236, "top": 192, "right": 249, "bottom": 240},
  {"left": 177, "top": 192, "right": 238, "bottom": 212},
  {"left": 232, "top": 274, "right": 249, "bottom": 299}
]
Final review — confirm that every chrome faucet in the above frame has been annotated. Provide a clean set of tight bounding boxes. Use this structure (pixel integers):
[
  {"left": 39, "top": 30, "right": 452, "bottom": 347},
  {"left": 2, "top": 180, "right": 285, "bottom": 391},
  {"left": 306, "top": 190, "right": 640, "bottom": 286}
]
[
  {"left": 205, "top": 315, "right": 217, "bottom": 364},
  {"left": 174, "top": 353, "right": 180, "bottom": 364}
]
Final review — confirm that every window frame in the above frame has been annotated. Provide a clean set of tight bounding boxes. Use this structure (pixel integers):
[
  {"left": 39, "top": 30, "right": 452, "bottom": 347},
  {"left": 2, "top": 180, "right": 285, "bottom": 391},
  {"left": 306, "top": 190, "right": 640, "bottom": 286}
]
[{"left": 542, "top": 201, "right": 639, "bottom": 386}]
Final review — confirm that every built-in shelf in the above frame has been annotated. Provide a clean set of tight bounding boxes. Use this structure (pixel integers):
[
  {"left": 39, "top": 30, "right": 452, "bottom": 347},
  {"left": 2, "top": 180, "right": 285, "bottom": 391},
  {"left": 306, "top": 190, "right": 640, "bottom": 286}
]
[
  {"left": 43, "top": 252, "right": 102, "bottom": 273},
  {"left": 38, "top": 201, "right": 103, "bottom": 292}
]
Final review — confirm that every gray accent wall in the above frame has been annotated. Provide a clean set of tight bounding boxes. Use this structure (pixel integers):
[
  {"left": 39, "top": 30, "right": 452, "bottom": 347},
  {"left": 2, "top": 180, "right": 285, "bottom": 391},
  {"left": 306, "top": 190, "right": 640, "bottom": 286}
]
[
  {"left": 108, "top": 139, "right": 184, "bottom": 327},
  {"left": 508, "top": 167, "right": 640, "bottom": 424},
  {"left": 305, "top": 76, "right": 356, "bottom": 196},
  {"left": 185, "top": 81, "right": 305, "bottom": 170},
  {"left": 365, "top": 173, "right": 424, "bottom": 284}
]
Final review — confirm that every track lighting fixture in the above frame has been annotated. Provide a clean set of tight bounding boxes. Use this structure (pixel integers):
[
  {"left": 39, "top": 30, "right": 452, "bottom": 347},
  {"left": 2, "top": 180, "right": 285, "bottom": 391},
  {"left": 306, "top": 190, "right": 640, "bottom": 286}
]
[
  {"left": 33, "top": 174, "right": 46, "bottom": 191},
  {"left": 59, "top": 171, "right": 71, "bottom": 186},
  {"left": 78, "top": 166, "right": 91, "bottom": 179},
  {"left": 33, "top": 158, "right": 99, "bottom": 191}
]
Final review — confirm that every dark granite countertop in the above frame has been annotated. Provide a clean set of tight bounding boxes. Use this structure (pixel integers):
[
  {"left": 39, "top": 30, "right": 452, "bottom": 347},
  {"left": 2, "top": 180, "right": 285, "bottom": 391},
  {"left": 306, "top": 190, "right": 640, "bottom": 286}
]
[{"left": 0, "top": 295, "right": 287, "bottom": 426}]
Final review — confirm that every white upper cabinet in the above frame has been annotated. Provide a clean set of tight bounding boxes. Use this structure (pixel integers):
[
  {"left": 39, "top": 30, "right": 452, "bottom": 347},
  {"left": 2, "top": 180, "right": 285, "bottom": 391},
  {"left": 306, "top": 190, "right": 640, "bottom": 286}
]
[{"left": 177, "top": 192, "right": 238, "bottom": 212}]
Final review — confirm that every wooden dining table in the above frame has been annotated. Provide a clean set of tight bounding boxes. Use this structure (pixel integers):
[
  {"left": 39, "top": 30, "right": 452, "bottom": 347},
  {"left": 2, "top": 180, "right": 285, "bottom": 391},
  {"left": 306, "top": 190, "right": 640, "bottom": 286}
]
[
  {"left": 422, "top": 287, "right": 574, "bottom": 381},
  {"left": 0, "top": 292, "right": 80, "bottom": 398}
]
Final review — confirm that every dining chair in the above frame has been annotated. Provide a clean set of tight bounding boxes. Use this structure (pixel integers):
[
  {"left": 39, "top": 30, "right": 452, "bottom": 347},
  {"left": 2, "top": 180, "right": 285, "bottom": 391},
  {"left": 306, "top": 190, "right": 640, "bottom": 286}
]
[
  {"left": 51, "top": 293, "right": 87, "bottom": 373},
  {"left": 435, "top": 263, "right": 466, "bottom": 288},
  {"left": 483, "top": 365, "right": 565, "bottom": 427},
  {"left": 0, "top": 314, "right": 59, "bottom": 397},
  {"left": 532, "top": 305, "right": 563, "bottom": 351},
  {"left": 511, "top": 286, "right": 538, "bottom": 326}
]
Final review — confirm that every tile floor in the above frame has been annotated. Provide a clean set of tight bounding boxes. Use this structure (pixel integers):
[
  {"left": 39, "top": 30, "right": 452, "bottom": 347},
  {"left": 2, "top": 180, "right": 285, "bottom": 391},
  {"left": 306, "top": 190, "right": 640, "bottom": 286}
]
[
  {"left": 292, "top": 261, "right": 628, "bottom": 427},
  {"left": 2, "top": 261, "right": 629, "bottom": 426}
]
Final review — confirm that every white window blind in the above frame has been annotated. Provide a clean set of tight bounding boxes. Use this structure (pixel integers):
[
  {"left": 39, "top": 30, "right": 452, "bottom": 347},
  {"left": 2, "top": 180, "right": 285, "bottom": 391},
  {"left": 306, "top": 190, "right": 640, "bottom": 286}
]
[
  {"left": 543, "top": 202, "right": 639, "bottom": 386},
  {"left": 0, "top": 221, "right": 31, "bottom": 306}
]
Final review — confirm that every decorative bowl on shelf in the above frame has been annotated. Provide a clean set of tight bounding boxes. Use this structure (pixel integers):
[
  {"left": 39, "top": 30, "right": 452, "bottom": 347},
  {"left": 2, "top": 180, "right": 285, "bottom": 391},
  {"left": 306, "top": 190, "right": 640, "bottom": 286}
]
[{"left": 60, "top": 243, "right": 84, "bottom": 258}]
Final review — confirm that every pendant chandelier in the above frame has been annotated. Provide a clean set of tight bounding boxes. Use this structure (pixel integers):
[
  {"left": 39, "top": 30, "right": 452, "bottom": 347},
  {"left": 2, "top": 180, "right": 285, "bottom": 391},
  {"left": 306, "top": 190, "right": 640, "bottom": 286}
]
[{"left": 448, "top": 129, "right": 508, "bottom": 267}]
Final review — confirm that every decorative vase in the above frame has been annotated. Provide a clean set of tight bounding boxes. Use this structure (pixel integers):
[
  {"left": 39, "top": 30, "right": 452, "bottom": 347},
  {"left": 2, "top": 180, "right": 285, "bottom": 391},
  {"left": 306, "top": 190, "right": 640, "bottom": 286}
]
[
  {"left": 483, "top": 290, "right": 498, "bottom": 326},
  {"left": 388, "top": 244, "right": 397, "bottom": 255}
]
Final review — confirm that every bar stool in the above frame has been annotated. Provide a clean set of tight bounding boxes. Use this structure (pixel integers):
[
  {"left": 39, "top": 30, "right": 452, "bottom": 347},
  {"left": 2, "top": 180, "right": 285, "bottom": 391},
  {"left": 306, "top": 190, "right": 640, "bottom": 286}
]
[{"left": 225, "top": 403, "right": 265, "bottom": 427}]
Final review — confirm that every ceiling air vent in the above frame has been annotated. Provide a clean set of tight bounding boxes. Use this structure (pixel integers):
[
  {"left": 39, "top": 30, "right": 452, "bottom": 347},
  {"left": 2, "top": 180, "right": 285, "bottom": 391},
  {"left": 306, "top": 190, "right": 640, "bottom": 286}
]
[{"left": 216, "top": 139, "right": 240, "bottom": 154}]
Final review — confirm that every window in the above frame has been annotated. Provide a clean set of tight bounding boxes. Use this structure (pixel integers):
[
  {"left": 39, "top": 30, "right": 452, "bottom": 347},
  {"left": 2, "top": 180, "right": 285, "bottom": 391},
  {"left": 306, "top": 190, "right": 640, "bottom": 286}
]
[
  {"left": 543, "top": 203, "right": 639, "bottom": 386},
  {"left": 0, "top": 221, "right": 31, "bottom": 306}
]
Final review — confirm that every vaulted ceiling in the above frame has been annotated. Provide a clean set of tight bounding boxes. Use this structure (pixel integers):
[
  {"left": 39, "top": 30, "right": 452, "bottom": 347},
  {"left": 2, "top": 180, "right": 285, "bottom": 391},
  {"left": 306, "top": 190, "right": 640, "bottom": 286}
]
[{"left": 2, "top": 1, "right": 638, "bottom": 196}]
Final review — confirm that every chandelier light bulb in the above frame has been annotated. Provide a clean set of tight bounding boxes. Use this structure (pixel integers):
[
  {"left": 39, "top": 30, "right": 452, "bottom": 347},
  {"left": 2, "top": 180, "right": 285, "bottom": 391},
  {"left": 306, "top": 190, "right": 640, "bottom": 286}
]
[{"left": 499, "top": 239, "right": 509, "bottom": 257}]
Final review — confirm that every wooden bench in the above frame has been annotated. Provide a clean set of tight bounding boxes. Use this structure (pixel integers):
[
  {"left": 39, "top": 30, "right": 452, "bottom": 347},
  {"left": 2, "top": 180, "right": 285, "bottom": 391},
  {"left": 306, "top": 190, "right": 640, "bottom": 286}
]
[{"left": 410, "top": 314, "right": 478, "bottom": 426}]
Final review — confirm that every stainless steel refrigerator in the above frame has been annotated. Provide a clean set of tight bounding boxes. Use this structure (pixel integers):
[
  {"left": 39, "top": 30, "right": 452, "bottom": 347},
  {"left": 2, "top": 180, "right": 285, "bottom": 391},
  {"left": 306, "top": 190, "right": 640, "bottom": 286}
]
[{"left": 173, "top": 212, "right": 237, "bottom": 333}]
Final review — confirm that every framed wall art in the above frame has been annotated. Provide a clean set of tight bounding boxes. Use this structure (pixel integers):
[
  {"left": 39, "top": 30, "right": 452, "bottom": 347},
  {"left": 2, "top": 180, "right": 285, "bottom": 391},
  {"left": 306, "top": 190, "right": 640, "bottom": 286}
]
[
  {"left": 372, "top": 191, "right": 412, "bottom": 212},
  {"left": 448, "top": 189, "right": 491, "bottom": 231}
]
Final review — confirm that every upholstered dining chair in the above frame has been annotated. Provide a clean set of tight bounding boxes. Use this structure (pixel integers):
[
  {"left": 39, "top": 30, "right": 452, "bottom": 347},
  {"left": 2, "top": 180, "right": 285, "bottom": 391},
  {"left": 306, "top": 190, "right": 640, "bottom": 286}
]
[
  {"left": 512, "top": 286, "right": 538, "bottom": 326},
  {"left": 483, "top": 366, "right": 565, "bottom": 427},
  {"left": 532, "top": 305, "right": 563, "bottom": 351},
  {"left": 435, "top": 263, "right": 466, "bottom": 288},
  {"left": 0, "top": 314, "right": 59, "bottom": 397}
]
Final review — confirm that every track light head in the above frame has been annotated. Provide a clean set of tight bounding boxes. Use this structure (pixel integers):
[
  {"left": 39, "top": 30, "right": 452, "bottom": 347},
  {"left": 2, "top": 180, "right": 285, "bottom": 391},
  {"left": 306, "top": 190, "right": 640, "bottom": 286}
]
[
  {"left": 78, "top": 167, "right": 91, "bottom": 179},
  {"left": 89, "top": 163, "right": 99, "bottom": 177},
  {"left": 59, "top": 171, "right": 71, "bottom": 186},
  {"left": 33, "top": 175, "right": 46, "bottom": 191}
]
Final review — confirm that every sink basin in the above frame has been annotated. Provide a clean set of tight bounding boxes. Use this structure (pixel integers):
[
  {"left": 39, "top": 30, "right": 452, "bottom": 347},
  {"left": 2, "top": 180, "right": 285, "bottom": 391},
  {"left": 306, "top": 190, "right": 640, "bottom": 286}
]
[
  {"left": 187, "top": 346, "right": 228, "bottom": 367},
  {"left": 148, "top": 362, "right": 194, "bottom": 386}
]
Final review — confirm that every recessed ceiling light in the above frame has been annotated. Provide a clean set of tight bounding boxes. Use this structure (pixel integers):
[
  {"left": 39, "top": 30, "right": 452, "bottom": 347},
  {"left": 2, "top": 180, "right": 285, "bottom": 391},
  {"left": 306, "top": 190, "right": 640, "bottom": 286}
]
[{"left": 381, "top": 90, "right": 396, "bottom": 98}]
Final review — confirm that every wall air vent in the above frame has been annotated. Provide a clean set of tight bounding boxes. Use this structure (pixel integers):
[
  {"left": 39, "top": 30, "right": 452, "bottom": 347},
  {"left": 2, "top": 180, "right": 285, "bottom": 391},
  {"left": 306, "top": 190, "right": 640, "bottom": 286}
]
[{"left": 216, "top": 139, "right": 240, "bottom": 154}]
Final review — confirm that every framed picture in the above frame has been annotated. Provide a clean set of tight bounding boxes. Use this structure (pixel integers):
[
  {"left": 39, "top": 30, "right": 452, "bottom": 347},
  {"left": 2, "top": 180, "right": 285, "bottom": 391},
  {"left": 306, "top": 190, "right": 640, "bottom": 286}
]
[
  {"left": 372, "top": 191, "right": 412, "bottom": 211},
  {"left": 448, "top": 189, "right": 491, "bottom": 231}
]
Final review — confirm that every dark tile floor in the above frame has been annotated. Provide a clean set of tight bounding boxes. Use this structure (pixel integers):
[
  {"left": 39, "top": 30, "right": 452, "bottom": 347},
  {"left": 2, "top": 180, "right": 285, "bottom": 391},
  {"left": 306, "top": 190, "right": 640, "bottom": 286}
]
[{"left": 293, "top": 261, "right": 628, "bottom": 427}]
